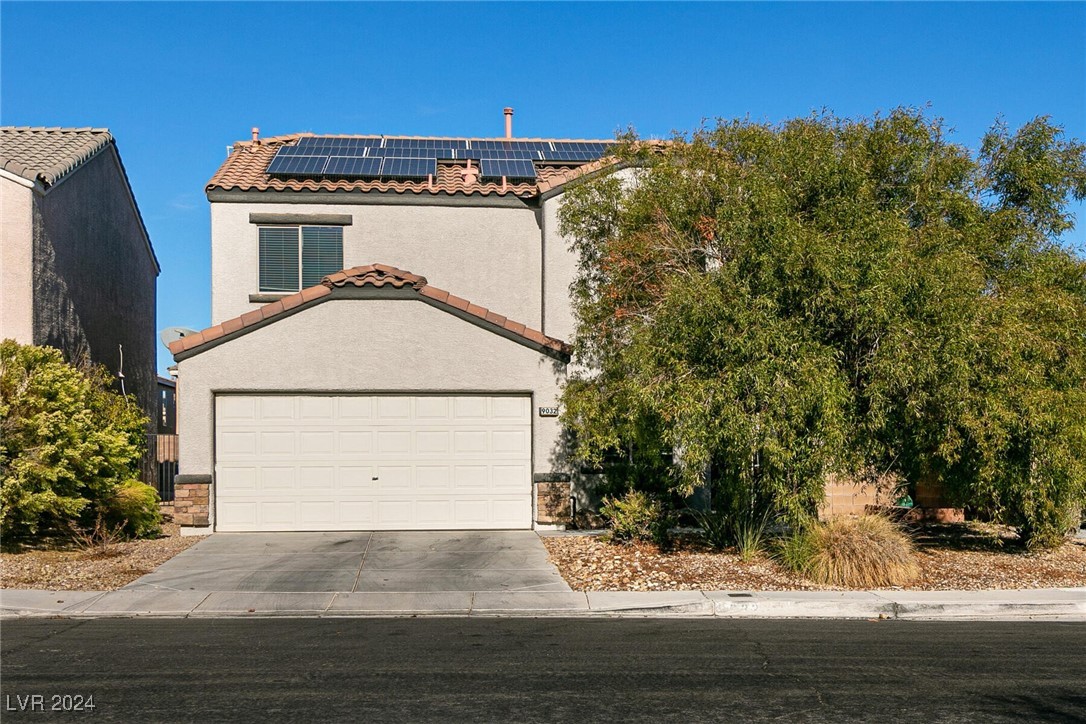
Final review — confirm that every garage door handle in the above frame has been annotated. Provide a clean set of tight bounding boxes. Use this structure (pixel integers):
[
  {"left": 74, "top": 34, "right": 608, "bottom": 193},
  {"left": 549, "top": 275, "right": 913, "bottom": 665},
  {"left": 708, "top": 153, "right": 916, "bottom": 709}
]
[{"left": 372, "top": 476, "right": 379, "bottom": 481}]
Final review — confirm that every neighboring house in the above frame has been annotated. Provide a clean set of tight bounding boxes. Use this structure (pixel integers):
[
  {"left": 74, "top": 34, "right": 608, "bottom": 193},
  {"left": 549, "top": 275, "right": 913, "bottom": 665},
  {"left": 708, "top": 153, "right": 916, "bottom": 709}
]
[
  {"left": 0, "top": 126, "right": 160, "bottom": 430},
  {"left": 157, "top": 375, "right": 178, "bottom": 435},
  {"left": 154, "top": 375, "right": 180, "bottom": 501},
  {"left": 170, "top": 115, "right": 626, "bottom": 532}
]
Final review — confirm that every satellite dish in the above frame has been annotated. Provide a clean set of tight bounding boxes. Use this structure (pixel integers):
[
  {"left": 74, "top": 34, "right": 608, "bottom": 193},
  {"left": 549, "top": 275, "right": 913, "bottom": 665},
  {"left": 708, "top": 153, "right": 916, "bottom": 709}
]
[{"left": 160, "top": 326, "right": 199, "bottom": 349}]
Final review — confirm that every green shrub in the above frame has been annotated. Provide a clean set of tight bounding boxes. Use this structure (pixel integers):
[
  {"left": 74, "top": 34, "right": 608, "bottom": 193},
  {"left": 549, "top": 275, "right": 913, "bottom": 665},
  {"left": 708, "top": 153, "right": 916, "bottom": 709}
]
[
  {"left": 601, "top": 490, "right": 675, "bottom": 547},
  {"left": 687, "top": 506, "right": 770, "bottom": 559},
  {"left": 687, "top": 507, "right": 732, "bottom": 549},
  {"left": 734, "top": 512, "right": 771, "bottom": 561},
  {"left": 776, "top": 515, "right": 920, "bottom": 587},
  {"left": 105, "top": 480, "right": 163, "bottom": 538},
  {"left": 0, "top": 340, "right": 148, "bottom": 538}
]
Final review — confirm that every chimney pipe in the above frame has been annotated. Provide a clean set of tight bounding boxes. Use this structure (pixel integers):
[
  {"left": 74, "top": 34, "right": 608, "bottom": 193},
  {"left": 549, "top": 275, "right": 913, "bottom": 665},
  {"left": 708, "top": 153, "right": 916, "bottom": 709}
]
[
  {"left": 251, "top": 127, "right": 260, "bottom": 143},
  {"left": 503, "top": 108, "right": 514, "bottom": 139}
]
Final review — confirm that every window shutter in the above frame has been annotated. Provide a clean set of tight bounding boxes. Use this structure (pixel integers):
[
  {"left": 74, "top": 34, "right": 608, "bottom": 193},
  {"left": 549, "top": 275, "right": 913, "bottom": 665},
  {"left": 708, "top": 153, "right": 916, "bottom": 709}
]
[
  {"left": 301, "top": 226, "right": 344, "bottom": 288},
  {"left": 259, "top": 227, "right": 300, "bottom": 292}
]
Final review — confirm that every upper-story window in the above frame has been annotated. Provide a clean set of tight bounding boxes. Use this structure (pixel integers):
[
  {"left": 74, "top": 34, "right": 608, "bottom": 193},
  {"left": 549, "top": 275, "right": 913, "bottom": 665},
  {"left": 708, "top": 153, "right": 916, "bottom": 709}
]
[{"left": 258, "top": 226, "right": 344, "bottom": 293}]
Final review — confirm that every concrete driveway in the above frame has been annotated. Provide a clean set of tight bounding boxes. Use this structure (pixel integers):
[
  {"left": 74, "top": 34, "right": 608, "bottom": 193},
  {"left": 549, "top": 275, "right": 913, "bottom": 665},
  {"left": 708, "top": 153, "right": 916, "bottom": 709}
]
[{"left": 125, "top": 531, "right": 570, "bottom": 593}]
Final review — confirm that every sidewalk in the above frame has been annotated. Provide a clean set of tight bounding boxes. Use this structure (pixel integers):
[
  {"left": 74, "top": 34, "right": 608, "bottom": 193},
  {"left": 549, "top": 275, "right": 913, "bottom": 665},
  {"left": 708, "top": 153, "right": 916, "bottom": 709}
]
[{"left": 2, "top": 587, "right": 1083, "bottom": 620}]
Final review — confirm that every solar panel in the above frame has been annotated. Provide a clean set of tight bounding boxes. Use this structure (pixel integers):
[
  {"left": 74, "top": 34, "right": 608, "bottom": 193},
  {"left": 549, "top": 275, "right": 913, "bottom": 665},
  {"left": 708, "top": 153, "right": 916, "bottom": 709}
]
[
  {"left": 324, "top": 156, "right": 383, "bottom": 177},
  {"left": 460, "top": 148, "right": 540, "bottom": 160},
  {"left": 479, "top": 158, "right": 538, "bottom": 180},
  {"left": 539, "top": 143, "right": 615, "bottom": 162},
  {"left": 368, "top": 146, "right": 460, "bottom": 159},
  {"left": 268, "top": 137, "right": 617, "bottom": 179},
  {"left": 266, "top": 154, "right": 329, "bottom": 175},
  {"left": 381, "top": 157, "right": 436, "bottom": 179}
]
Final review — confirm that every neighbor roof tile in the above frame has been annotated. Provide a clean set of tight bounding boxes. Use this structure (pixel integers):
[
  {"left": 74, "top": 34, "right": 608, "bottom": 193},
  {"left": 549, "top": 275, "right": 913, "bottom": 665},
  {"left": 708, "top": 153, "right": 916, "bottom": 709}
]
[{"left": 0, "top": 127, "right": 113, "bottom": 187}]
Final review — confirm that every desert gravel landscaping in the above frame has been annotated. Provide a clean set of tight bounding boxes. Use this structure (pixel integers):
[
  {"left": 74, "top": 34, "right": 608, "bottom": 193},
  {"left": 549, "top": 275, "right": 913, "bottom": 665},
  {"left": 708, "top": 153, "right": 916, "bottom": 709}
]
[
  {"left": 1, "top": 510, "right": 206, "bottom": 591},
  {"left": 542, "top": 524, "right": 1086, "bottom": 592}
]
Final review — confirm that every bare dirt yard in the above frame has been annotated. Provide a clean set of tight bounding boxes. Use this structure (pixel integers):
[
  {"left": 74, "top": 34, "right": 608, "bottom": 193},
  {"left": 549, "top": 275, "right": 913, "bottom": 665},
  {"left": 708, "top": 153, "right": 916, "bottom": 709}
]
[
  {"left": 1, "top": 505, "right": 207, "bottom": 591},
  {"left": 542, "top": 523, "right": 1086, "bottom": 592}
]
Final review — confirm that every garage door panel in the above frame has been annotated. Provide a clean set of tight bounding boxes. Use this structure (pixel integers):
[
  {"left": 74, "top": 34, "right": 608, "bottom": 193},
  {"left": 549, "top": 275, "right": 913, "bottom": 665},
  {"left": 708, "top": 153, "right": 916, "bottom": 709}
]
[
  {"left": 259, "top": 396, "right": 295, "bottom": 419},
  {"left": 377, "top": 397, "right": 412, "bottom": 419},
  {"left": 416, "top": 465, "right": 451, "bottom": 490},
  {"left": 416, "top": 430, "right": 450, "bottom": 454},
  {"left": 299, "top": 466, "right": 334, "bottom": 490},
  {"left": 261, "top": 467, "right": 295, "bottom": 490},
  {"left": 453, "top": 465, "right": 489, "bottom": 488},
  {"left": 299, "top": 431, "right": 334, "bottom": 455},
  {"left": 219, "top": 396, "right": 256, "bottom": 420},
  {"left": 453, "top": 430, "right": 488, "bottom": 453},
  {"left": 492, "top": 464, "right": 528, "bottom": 491},
  {"left": 219, "top": 431, "right": 257, "bottom": 457},
  {"left": 415, "top": 397, "right": 450, "bottom": 419},
  {"left": 260, "top": 502, "right": 295, "bottom": 525},
  {"left": 339, "top": 431, "right": 373, "bottom": 454},
  {"left": 299, "top": 501, "right": 336, "bottom": 525},
  {"left": 492, "top": 397, "right": 529, "bottom": 419},
  {"left": 377, "top": 430, "right": 411, "bottom": 454},
  {"left": 215, "top": 394, "right": 531, "bottom": 531},
  {"left": 260, "top": 431, "right": 294, "bottom": 455},
  {"left": 338, "top": 397, "right": 372, "bottom": 419},
  {"left": 339, "top": 466, "right": 375, "bottom": 488},
  {"left": 493, "top": 429, "right": 529, "bottom": 454},
  {"left": 217, "top": 466, "right": 257, "bottom": 491},
  {"left": 219, "top": 501, "right": 258, "bottom": 528},
  {"left": 454, "top": 397, "right": 488, "bottom": 419},
  {"left": 299, "top": 396, "right": 334, "bottom": 419},
  {"left": 338, "top": 501, "right": 375, "bottom": 524}
]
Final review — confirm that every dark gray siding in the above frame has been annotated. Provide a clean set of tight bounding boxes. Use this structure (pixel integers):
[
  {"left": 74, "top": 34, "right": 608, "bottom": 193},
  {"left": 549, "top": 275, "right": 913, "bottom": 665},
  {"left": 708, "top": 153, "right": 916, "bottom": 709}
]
[{"left": 32, "top": 145, "right": 159, "bottom": 426}]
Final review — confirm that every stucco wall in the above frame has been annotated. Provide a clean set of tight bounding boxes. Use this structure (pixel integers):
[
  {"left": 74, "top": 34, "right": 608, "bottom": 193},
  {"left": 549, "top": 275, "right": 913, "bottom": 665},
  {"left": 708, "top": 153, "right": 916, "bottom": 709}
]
[
  {"left": 541, "top": 194, "right": 578, "bottom": 343},
  {"left": 541, "top": 167, "right": 639, "bottom": 343},
  {"left": 176, "top": 298, "right": 569, "bottom": 501},
  {"left": 210, "top": 200, "right": 543, "bottom": 328},
  {"left": 0, "top": 176, "right": 34, "bottom": 343},
  {"left": 32, "top": 147, "right": 159, "bottom": 423}
]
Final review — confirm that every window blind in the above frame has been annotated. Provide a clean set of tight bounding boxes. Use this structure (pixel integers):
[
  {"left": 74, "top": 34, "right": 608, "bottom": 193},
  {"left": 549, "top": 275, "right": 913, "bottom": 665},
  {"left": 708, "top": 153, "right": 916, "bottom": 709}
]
[
  {"left": 301, "top": 226, "right": 344, "bottom": 288},
  {"left": 258, "top": 227, "right": 300, "bottom": 292}
]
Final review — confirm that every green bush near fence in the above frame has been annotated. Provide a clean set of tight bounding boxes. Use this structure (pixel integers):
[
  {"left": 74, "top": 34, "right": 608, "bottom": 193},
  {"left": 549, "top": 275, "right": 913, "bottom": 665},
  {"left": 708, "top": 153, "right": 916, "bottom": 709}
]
[{"left": 0, "top": 340, "right": 156, "bottom": 539}]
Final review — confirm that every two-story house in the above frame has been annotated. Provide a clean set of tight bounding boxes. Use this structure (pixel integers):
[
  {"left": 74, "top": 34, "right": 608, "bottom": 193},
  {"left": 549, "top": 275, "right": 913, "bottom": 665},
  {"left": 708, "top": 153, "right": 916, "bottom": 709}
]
[
  {"left": 1, "top": 126, "right": 160, "bottom": 437},
  {"left": 170, "top": 113, "right": 625, "bottom": 533}
]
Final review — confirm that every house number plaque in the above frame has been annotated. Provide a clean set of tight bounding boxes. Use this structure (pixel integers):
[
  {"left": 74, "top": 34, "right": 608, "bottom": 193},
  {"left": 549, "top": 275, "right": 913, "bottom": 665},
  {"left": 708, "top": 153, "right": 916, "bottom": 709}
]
[{"left": 538, "top": 406, "right": 559, "bottom": 417}]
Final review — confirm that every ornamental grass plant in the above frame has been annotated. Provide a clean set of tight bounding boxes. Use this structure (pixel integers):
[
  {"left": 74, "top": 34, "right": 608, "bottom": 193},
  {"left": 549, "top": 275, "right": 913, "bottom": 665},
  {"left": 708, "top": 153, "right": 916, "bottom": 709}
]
[{"left": 777, "top": 514, "right": 920, "bottom": 588}]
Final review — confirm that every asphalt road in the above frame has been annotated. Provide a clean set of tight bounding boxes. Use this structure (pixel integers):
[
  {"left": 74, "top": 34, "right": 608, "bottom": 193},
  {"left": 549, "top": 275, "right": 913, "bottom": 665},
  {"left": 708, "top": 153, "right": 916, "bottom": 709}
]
[{"left": 2, "top": 618, "right": 1084, "bottom": 723}]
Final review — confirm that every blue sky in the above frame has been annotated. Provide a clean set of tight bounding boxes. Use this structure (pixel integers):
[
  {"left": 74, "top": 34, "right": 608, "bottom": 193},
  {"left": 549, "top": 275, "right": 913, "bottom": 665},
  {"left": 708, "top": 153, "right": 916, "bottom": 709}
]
[{"left": 2, "top": 2, "right": 1084, "bottom": 373}]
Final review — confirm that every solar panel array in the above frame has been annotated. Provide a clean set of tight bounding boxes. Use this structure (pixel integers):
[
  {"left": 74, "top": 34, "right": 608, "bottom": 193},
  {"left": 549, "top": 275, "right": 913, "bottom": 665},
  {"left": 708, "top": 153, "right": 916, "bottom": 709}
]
[{"left": 265, "top": 136, "right": 616, "bottom": 181}]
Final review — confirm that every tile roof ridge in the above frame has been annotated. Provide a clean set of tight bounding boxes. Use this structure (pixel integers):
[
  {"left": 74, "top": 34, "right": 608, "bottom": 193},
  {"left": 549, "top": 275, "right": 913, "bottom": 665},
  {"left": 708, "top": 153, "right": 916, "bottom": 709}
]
[
  {"left": 0, "top": 126, "right": 111, "bottom": 134},
  {"left": 171, "top": 265, "right": 570, "bottom": 359}
]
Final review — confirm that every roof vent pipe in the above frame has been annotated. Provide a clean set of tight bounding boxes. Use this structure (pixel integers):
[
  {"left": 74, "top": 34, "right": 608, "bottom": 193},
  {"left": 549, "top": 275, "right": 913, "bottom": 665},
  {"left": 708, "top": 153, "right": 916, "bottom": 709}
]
[
  {"left": 503, "top": 107, "right": 514, "bottom": 139},
  {"left": 251, "top": 127, "right": 260, "bottom": 143}
]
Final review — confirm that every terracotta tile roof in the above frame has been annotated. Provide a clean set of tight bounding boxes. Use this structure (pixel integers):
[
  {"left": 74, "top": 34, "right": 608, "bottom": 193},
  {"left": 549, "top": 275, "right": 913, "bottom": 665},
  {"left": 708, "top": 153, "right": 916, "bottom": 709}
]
[
  {"left": 206, "top": 133, "right": 618, "bottom": 198},
  {"left": 170, "top": 263, "right": 571, "bottom": 360},
  {"left": 0, "top": 127, "right": 114, "bottom": 187}
]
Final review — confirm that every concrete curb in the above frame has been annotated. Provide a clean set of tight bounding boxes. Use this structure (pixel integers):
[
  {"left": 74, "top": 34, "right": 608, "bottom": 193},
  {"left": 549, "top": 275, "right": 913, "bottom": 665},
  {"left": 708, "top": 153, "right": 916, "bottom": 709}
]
[{"left": 2, "top": 588, "right": 1083, "bottom": 621}]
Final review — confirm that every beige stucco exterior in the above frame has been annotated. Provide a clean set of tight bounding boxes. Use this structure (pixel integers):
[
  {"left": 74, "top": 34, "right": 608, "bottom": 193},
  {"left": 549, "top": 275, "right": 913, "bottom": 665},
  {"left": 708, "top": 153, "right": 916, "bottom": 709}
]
[
  {"left": 176, "top": 297, "right": 568, "bottom": 530},
  {"left": 210, "top": 199, "right": 543, "bottom": 327},
  {"left": 0, "top": 175, "right": 34, "bottom": 344}
]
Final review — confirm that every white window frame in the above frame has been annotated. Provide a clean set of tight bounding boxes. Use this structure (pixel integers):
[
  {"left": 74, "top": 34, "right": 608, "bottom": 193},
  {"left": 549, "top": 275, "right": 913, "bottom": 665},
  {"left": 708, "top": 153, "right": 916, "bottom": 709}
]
[{"left": 257, "top": 224, "right": 344, "bottom": 294}]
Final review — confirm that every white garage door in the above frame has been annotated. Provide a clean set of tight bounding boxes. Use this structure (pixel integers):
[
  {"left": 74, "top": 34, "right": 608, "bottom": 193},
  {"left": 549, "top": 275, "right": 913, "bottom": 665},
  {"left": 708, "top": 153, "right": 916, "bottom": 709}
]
[{"left": 214, "top": 394, "right": 532, "bottom": 531}]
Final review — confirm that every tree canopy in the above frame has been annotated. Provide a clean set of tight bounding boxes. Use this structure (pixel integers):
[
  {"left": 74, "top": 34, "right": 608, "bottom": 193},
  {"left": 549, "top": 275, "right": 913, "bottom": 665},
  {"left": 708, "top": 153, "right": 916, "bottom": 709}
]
[{"left": 558, "top": 109, "right": 1086, "bottom": 547}]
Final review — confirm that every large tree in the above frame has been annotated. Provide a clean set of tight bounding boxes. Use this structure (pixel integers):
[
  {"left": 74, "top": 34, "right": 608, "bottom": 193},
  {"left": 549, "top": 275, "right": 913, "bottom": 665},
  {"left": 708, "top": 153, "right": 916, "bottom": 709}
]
[{"left": 558, "top": 110, "right": 1086, "bottom": 547}]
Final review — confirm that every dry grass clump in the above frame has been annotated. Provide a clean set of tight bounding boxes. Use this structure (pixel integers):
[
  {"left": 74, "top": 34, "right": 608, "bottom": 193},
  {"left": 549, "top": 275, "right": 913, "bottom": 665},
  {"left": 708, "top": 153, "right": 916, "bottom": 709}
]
[{"left": 777, "top": 515, "right": 920, "bottom": 587}]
